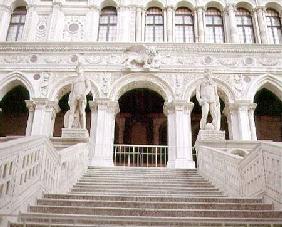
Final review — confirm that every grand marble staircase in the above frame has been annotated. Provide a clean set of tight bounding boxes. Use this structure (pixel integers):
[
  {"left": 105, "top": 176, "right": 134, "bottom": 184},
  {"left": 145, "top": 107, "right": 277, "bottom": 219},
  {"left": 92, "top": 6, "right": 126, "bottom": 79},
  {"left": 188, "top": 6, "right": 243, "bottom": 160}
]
[{"left": 10, "top": 167, "right": 282, "bottom": 227}]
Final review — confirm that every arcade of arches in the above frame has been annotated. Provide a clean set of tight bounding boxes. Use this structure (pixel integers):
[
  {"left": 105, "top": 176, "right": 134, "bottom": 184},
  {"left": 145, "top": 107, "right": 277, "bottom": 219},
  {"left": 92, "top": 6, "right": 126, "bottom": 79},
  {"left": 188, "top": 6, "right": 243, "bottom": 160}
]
[{"left": 1, "top": 83, "right": 282, "bottom": 165}]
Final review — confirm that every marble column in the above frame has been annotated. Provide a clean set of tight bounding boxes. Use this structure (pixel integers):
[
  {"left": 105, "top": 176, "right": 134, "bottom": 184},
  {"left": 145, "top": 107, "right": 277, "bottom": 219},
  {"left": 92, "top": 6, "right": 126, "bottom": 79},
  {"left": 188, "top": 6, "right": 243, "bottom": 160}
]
[
  {"left": 196, "top": 7, "right": 205, "bottom": 43},
  {"left": 256, "top": 7, "right": 268, "bottom": 44},
  {"left": 229, "top": 101, "right": 257, "bottom": 140},
  {"left": 45, "top": 101, "right": 60, "bottom": 137},
  {"left": 22, "top": 5, "right": 38, "bottom": 41},
  {"left": 29, "top": 98, "right": 57, "bottom": 136},
  {"left": 164, "top": 101, "right": 195, "bottom": 169},
  {"left": 248, "top": 103, "right": 257, "bottom": 140},
  {"left": 136, "top": 7, "right": 142, "bottom": 42},
  {"left": 25, "top": 100, "right": 35, "bottom": 136},
  {"left": 166, "top": 6, "right": 174, "bottom": 42},
  {"left": 225, "top": 4, "right": 238, "bottom": 43},
  {"left": 89, "top": 99, "right": 119, "bottom": 167},
  {"left": 0, "top": 4, "right": 11, "bottom": 41},
  {"left": 48, "top": 1, "right": 64, "bottom": 41},
  {"left": 86, "top": 4, "right": 100, "bottom": 41}
]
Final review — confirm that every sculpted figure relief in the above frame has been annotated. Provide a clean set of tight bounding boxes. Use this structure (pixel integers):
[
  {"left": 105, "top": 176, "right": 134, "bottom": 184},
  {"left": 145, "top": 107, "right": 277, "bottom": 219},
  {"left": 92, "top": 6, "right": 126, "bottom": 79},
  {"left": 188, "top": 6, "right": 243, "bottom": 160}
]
[
  {"left": 123, "top": 45, "right": 160, "bottom": 70},
  {"left": 196, "top": 71, "right": 221, "bottom": 131},
  {"left": 64, "top": 64, "right": 91, "bottom": 129}
]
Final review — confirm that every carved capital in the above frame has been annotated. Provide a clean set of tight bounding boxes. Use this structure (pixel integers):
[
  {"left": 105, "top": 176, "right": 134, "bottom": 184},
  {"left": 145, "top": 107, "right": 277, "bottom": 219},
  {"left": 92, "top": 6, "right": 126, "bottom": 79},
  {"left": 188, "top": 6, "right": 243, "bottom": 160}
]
[
  {"left": 0, "top": 4, "right": 12, "bottom": 13},
  {"left": 89, "top": 99, "right": 120, "bottom": 114},
  {"left": 163, "top": 101, "right": 194, "bottom": 115},
  {"left": 25, "top": 100, "right": 35, "bottom": 112},
  {"left": 229, "top": 100, "right": 256, "bottom": 112}
]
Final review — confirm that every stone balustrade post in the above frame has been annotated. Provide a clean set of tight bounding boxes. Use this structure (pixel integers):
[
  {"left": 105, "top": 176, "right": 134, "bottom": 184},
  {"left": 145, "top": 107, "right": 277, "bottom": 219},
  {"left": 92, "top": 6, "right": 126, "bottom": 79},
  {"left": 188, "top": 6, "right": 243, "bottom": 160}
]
[
  {"left": 89, "top": 99, "right": 119, "bottom": 167},
  {"left": 48, "top": 1, "right": 64, "bottom": 41},
  {"left": 164, "top": 101, "right": 195, "bottom": 169},
  {"left": 196, "top": 7, "right": 205, "bottom": 43},
  {"left": 255, "top": 6, "right": 268, "bottom": 44},
  {"left": 225, "top": 4, "right": 238, "bottom": 43},
  {"left": 86, "top": 4, "right": 100, "bottom": 41},
  {"left": 0, "top": 4, "right": 11, "bottom": 41}
]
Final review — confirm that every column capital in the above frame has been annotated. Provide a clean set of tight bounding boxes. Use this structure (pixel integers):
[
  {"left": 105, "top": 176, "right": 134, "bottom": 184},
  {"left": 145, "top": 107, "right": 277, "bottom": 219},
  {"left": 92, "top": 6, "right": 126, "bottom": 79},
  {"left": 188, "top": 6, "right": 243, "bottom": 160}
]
[
  {"left": 25, "top": 100, "right": 35, "bottom": 111},
  {"left": 26, "top": 4, "right": 37, "bottom": 11},
  {"left": 195, "top": 6, "right": 205, "bottom": 12},
  {"left": 229, "top": 100, "right": 256, "bottom": 111},
  {"left": 88, "top": 3, "right": 100, "bottom": 11},
  {"left": 166, "top": 5, "right": 176, "bottom": 11},
  {"left": 52, "top": 1, "right": 62, "bottom": 9},
  {"left": 255, "top": 6, "right": 266, "bottom": 13},
  {"left": 89, "top": 98, "right": 120, "bottom": 114},
  {"left": 224, "top": 4, "right": 236, "bottom": 14},
  {"left": 163, "top": 101, "right": 194, "bottom": 115}
]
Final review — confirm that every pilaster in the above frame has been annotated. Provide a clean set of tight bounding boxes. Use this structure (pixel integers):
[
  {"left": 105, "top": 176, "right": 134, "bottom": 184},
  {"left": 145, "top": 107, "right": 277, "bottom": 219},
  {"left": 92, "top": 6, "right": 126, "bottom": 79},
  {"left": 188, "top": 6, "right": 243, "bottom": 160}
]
[
  {"left": 225, "top": 4, "right": 238, "bottom": 43},
  {"left": 196, "top": 7, "right": 205, "bottom": 43},
  {"left": 48, "top": 1, "right": 64, "bottom": 41},
  {"left": 164, "top": 101, "right": 195, "bottom": 169},
  {"left": 135, "top": 7, "right": 142, "bottom": 42},
  {"left": 89, "top": 99, "right": 119, "bottom": 167},
  {"left": 86, "top": 4, "right": 100, "bottom": 41},
  {"left": 0, "top": 4, "right": 12, "bottom": 41},
  {"left": 117, "top": 5, "right": 131, "bottom": 42},
  {"left": 255, "top": 6, "right": 268, "bottom": 44},
  {"left": 166, "top": 6, "right": 174, "bottom": 42},
  {"left": 22, "top": 5, "right": 38, "bottom": 41}
]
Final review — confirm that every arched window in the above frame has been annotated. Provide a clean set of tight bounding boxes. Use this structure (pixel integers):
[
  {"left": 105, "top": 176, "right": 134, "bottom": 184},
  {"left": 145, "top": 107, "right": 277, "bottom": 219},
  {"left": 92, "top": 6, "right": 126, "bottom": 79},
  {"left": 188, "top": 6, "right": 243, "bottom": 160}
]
[
  {"left": 205, "top": 8, "right": 224, "bottom": 43},
  {"left": 6, "top": 7, "right": 27, "bottom": 41},
  {"left": 145, "top": 7, "right": 164, "bottom": 42},
  {"left": 175, "top": 7, "right": 194, "bottom": 43},
  {"left": 266, "top": 9, "right": 282, "bottom": 44},
  {"left": 236, "top": 8, "right": 255, "bottom": 43},
  {"left": 98, "top": 7, "right": 117, "bottom": 42}
]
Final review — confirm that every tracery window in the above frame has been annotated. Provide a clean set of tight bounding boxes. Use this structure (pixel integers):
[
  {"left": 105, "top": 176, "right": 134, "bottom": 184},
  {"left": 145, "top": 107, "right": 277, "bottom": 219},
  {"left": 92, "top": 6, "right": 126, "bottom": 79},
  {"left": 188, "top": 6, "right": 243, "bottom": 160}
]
[
  {"left": 236, "top": 8, "right": 255, "bottom": 43},
  {"left": 205, "top": 8, "right": 224, "bottom": 43},
  {"left": 6, "top": 7, "right": 27, "bottom": 41},
  {"left": 145, "top": 7, "right": 164, "bottom": 42},
  {"left": 98, "top": 6, "right": 117, "bottom": 42},
  {"left": 266, "top": 9, "right": 282, "bottom": 44},
  {"left": 175, "top": 7, "right": 194, "bottom": 43}
]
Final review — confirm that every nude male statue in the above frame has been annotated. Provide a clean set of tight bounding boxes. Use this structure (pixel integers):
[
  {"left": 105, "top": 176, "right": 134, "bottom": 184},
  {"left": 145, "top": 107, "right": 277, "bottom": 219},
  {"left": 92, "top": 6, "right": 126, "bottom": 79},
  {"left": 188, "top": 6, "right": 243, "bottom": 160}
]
[
  {"left": 196, "top": 72, "right": 221, "bottom": 130},
  {"left": 67, "top": 65, "right": 91, "bottom": 129}
]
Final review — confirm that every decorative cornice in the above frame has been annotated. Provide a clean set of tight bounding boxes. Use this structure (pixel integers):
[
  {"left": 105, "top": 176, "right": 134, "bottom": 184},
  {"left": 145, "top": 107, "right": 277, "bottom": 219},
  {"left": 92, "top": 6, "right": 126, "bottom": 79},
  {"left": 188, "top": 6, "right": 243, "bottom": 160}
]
[{"left": 1, "top": 42, "right": 282, "bottom": 54}]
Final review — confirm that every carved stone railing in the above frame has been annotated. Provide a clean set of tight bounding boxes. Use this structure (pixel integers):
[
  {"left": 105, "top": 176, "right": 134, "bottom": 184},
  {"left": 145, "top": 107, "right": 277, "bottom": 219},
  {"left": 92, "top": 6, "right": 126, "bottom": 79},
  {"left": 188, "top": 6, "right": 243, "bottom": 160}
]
[
  {"left": 196, "top": 141, "right": 282, "bottom": 209},
  {"left": 0, "top": 136, "right": 89, "bottom": 216}
]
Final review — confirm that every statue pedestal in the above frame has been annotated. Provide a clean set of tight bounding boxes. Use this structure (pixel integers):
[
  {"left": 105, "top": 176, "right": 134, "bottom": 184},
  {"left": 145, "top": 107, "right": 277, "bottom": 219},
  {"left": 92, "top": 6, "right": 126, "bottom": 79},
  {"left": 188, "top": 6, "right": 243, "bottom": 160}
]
[
  {"left": 197, "top": 129, "right": 225, "bottom": 141},
  {"left": 61, "top": 128, "right": 89, "bottom": 139}
]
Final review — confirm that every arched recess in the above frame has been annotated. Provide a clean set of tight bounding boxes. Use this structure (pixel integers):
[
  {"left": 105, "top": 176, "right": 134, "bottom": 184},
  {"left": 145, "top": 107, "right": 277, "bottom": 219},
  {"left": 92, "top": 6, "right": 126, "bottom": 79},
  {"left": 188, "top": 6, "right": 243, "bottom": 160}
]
[
  {"left": 0, "top": 72, "right": 34, "bottom": 100},
  {"left": 234, "top": 1, "right": 255, "bottom": 12},
  {"left": 109, "top": 74, "right": 174, "bottom": 102},
  {"left": 265, "top": 1, "right": 282, "bottom": 12},
  {"left": 144, "top": 0, "right": 165, "bottom": 9},
  {"left": 100, "top": 0, "right": 119, "bottom": 8},
  {"left": 184, "top": 77, "right": 235, "bottom": 143},
  {"left": 205, "top": 0, "right": 225, "bottom": 11},
  {"left": 10, "top": 0, "right": 28, "bottom": 11},
  {"left": 50, "top": 77, "right": 100, "bottom": 137},
  {"left": 0, "top": 78, "right": 30, "bottom": 137},
  {"left": 175, "top": 0, "right": 196, "bottom": 9},
  {"left": 248, "top": 75, "right": 282, "bottom": 141}
]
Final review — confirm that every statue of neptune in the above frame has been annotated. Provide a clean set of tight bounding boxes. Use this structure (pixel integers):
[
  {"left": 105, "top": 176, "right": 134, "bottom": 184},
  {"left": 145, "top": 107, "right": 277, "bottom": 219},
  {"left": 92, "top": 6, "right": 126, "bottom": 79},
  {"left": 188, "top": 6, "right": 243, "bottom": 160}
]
[
  {"left": 67, "top": 65, "right": 91, "bottom": 129},
  {"left": 196, "top": 72, "right": 221, "bottom": 131}
]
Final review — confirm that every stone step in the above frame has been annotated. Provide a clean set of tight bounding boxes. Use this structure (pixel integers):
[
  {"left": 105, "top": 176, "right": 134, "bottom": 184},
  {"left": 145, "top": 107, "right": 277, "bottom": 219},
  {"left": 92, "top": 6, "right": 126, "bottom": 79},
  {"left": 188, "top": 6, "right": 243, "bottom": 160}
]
[
  {"left": 43, "top": 194, "right": 258, "bottom": 203},
  {"left": 11, "top": 212, "right": 282, "bottom": 226},
  {"left": 87, "top": 167, "right": 198, "bottom": 172},
  {"left": 76, "top": 182, "right": 214, "bottom": 187},
  {"left": 84, "top": 172, "right": 201, "bottom": 176},
  {"left": 72, "top": 184, "right": 219, "bottom": 191},
  {"left": 36, "top": 199, "right": 273, "bottom": 210},
  {"left": 70, "top": 188, "right": 224, "bottom": 196},
  {"left": 28, "top": 205, "right": 282, "bottom": 218}
]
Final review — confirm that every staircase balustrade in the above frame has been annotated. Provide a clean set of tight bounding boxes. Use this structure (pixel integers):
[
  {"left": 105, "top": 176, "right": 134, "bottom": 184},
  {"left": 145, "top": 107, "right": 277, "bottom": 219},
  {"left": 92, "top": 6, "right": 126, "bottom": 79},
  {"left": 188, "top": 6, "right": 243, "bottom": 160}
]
[
  {"left": 0, "top": 136, "right": 89, "bottom": 220},
  {"left": 196, "top": 141, "right": 282, "bottom": 209}
]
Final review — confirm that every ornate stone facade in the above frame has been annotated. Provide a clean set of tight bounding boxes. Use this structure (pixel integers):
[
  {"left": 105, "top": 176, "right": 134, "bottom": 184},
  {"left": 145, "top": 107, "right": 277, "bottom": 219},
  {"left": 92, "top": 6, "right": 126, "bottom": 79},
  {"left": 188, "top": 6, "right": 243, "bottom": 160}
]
[{"left": 0, "top": 0, "right": 282, "bottom": 169}]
